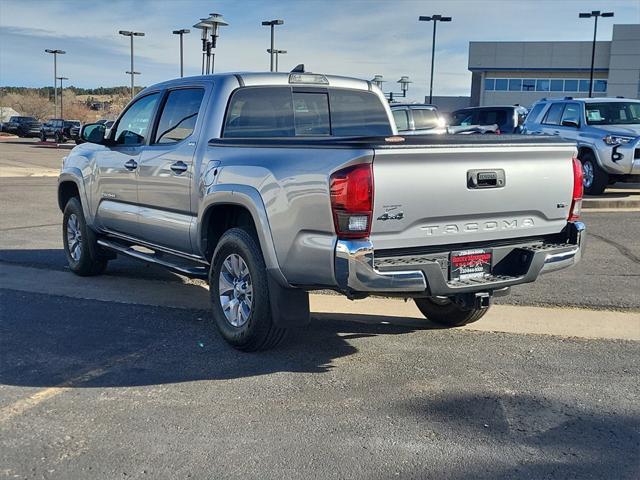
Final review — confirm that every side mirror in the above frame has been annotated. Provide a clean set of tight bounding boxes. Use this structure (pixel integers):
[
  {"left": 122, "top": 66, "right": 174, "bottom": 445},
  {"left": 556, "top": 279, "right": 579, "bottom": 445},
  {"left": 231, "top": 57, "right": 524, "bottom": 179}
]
[
  {"left": 80, "top": 123, "right": 107, "bottom": 144},
  {"left": 561, "top": 120, "right": 579, "bottom": 128}
]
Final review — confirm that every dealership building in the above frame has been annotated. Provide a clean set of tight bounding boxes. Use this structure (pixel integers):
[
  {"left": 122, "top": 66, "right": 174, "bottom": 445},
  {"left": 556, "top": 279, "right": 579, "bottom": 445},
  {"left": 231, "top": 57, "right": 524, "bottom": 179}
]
[{"left": 468, "top": 23, "right": 640, "bottom": 107}]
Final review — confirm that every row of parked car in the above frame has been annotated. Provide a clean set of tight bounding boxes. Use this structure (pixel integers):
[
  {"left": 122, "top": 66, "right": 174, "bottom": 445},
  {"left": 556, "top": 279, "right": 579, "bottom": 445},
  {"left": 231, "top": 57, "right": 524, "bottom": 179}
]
[
  {"left": 2, "top": 116, "right": 114, "bottom": 144},
  {"left": 392, "top": 97, "right": 640, "bottom": 195}
]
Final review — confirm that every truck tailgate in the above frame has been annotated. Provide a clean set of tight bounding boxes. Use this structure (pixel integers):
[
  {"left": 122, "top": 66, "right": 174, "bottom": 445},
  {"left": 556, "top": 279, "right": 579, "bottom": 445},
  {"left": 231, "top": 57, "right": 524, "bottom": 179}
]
[{"left": 370, "top": 142, "right": 577, "bottom": 251}]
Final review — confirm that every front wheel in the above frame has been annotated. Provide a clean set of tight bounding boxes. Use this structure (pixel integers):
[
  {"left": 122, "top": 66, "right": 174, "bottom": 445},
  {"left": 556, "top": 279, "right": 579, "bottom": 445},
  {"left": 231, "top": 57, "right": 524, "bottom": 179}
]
[
  {"left": 209, "top": 228, "right": 286, "bottom": 351},
  {"left": 414, "top": 297, "right": 489, "bottom": 327},
  {"left": 580, "top": 153, "right": 608, "bottom": 195},
  {"left": 63, "top": 197, "right": 108, "bottom": 276},
  {"left": 40, "top": 132, "right": 47, "bottom": 142}
]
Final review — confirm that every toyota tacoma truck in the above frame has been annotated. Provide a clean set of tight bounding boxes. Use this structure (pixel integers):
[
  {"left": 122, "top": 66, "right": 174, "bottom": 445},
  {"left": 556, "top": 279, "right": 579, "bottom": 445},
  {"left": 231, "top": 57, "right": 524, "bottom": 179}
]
[{"left": 58, "top": 69, "right": 585, "bottom": 351}]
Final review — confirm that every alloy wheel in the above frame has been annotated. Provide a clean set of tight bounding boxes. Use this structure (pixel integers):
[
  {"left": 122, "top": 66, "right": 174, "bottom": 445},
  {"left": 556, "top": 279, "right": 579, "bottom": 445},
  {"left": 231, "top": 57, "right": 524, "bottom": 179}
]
[
  {"left": 582, "top": 160, "right": 594, "bottom": 189},
  {"left": 218, "top": 253, "right": 253, "bottom": 327},
  {"left": 66, "top": 213, "right": 82, "bottom": 261}
]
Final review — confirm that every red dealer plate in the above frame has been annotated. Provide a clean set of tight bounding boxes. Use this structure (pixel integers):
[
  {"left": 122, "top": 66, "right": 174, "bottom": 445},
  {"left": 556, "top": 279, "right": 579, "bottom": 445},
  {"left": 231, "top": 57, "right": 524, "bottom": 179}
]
[{"left": 450, "top": 249, "right": 492, "bottom": 281}]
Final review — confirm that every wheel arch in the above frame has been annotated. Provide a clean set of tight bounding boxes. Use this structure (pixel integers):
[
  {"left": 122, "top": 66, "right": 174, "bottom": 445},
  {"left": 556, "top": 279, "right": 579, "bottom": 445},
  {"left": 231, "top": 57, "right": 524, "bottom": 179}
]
[
  {"left": 58, "top": 170, "right": 93, "bottom": 222},
  {"left": 198, "top": 185, "right": 287, "bottom": 286}
]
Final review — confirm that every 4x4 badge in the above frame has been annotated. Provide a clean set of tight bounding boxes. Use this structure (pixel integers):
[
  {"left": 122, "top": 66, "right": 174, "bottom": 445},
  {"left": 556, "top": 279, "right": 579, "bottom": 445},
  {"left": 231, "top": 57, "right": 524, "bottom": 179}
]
[{"left": 377, "top": 211, "right": 404, "bottom": 221}]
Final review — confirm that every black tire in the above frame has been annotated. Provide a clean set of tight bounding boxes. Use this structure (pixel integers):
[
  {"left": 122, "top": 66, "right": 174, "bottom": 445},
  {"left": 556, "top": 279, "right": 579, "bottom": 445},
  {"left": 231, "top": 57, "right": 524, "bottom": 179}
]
[
  {"left": 55, "top": 132, "right": 64, "bottom": 144},
  {"left": 209, "top": 228, "right": 286, "bottom": 351},
  {"left": 62, "top": 197, "right": 108, "bottom": 276},
  {"left": 40, "top": 132, "right": 47, "bottom": 142},
  {"left": 414, "top": 297, "right": 488, "bottom": 327},
  {"left": 580, "top": 152, "right": 608, "bottom": 196}
]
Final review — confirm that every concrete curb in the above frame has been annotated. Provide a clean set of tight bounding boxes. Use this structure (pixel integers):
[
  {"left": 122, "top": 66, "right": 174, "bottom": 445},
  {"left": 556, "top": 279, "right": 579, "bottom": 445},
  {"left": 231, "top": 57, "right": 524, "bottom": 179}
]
[{"left": 583, "top": 199, "right": 640, "bottom": 209}]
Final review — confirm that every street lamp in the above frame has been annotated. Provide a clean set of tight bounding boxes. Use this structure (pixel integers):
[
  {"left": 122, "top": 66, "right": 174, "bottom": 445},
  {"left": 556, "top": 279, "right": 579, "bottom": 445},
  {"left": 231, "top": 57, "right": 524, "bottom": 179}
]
[
  {"left": 56, "top": 76, "right": 68, "bottom": 119},
  {"left": 371, "top": 75, "right": 411, "bottom": 102},
  {"left": 119, "top": 30, "right": 145, "bottom": 99},
  {"left": 172, "top": 29, "right": 190, "bottom": 78},
  {"left": 579, "top": 10, "right": 614, "bottom": 98},
  {"left": 193, "top": 13, "right": 228, "bottom": 75},
  {"left": 267, "top": 48, "right": 287, "bottom": 72},
  {"left": 261, "top": 19, "right": 284, "bottom": 72},
  {"left": 45, "top": 49, "right": 66, "bottom": 117},
  {"left": 418, "top": 14, "right": 452, "bottom": 104}
]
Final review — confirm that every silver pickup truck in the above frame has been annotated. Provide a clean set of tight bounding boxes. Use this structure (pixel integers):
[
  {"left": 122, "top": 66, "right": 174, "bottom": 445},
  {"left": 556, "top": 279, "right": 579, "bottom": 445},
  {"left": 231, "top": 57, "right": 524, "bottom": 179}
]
[{"left": 59, "top": 69, "right": 585, "bottom": 351}]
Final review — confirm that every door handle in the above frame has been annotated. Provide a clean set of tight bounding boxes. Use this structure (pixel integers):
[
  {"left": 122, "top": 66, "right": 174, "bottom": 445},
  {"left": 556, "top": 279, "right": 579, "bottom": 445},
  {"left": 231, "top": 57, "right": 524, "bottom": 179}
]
[
  {"left": 170, "top": 161, "right": 188, "bottom": 174},
  {"left": 124, "top": 159, "right": 138, "bottom": 170}
]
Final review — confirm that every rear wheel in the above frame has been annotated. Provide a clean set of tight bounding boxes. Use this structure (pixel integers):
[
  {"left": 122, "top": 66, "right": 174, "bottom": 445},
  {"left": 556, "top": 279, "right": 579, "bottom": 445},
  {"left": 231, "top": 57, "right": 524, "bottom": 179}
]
[
  {"left": 40, "top": 132, "right": 47, "bottom": 142},
  {"left": 414, "top": 297, "right": 488, "bottom": 327},
  {"left": 63, "top": 197, "right": 108, "bottom": 276},
  {"left": 580, "top": 152, "right": 608, "bottom": 195},
  {"left": 209, "top": 228, "right": 286, "bottom": 351}
]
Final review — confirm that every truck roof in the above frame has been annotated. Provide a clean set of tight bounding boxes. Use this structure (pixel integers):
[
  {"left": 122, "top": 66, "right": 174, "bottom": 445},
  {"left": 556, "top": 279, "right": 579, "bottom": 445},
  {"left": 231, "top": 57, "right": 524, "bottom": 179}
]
[{"left": 143, "top": 72, "right": 372, "bottom": 93}]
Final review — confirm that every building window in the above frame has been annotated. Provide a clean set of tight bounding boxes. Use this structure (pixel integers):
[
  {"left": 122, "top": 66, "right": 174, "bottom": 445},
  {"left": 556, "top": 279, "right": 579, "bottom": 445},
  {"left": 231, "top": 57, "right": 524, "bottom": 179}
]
[
  {"left": 495, "top": 79, "right": 508, "bottom": 91},
  {"left": 579, "top": 80, "right": 590, "bottom": 92},
  {"left": 564, "top": 80, "right": 578, "bottom": 92},
  {"left": 536, "top": 79, "right": 550, "bottom": 91},
  {"left": 522, "top": 79, "right": 536, "bottom": 91},
  {"left": 485, "top": 78, "right": 495, "bottom": 91},
  {"left": 550, "top": 80, "right": 564, "bottom": 92},
  {"left": 509, "top": 79, "right": 522, "bottom": 91},
  {"left": 593, "top": 80, "right": 607, "bottom": 93}
]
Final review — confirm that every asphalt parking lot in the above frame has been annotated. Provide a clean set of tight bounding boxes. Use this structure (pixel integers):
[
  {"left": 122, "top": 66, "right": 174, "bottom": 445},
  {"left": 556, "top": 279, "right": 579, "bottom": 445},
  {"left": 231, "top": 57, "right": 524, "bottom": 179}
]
[{"left": 1, "top": 139, "right": 639, "bottom": 479}]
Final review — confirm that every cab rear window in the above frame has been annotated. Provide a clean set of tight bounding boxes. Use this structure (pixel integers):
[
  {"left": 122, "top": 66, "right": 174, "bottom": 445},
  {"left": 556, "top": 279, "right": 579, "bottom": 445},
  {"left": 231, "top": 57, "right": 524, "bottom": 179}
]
[{"left": 223, "top": 87, "right": 392, "bottom": 138}]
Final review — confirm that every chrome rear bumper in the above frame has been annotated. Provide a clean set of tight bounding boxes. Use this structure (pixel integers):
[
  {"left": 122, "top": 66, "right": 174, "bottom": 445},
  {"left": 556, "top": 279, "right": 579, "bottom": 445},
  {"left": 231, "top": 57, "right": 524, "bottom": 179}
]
[{"left": 334, "top": 221, "right": 585, "bottom": 296}]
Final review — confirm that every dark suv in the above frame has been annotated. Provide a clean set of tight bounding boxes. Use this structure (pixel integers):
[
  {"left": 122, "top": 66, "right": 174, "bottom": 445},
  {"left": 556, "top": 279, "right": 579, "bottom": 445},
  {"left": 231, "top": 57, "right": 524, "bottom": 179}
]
[
  {"left": 4, "top": 116, "right": 42, "bottom": 137},
  {"left": 40, "top": 119, "right": 72, "bottom": 143},
  {"left": 448, "top": 105, "right": 528, "bottom": 134}
]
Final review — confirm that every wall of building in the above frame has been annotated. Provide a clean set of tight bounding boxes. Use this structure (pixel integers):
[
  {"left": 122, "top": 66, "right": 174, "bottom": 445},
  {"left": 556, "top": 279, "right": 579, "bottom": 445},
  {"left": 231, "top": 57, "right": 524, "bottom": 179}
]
[
  {"left": 427, "top": 96, "right": 471, "bottom": 113},
  {"left": 607, "top": 24, "right": 640, "bottom": 99}
]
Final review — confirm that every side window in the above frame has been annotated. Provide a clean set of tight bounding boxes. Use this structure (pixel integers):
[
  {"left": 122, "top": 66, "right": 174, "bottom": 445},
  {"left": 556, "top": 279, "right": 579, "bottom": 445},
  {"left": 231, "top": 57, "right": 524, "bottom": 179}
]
[
  {"left": 560, "top": 103, "right": 581, "bottom": 126},
  {"left": 478, "top": 109, "right": 507, "bottom": 127},
  {"left": 223, "top": 87, "right": 294, "bottom": 138},
  {"left": 392, "top": 110, "right": 409, "bottom": 130},
  {"left": 154, "top": 88, "right": 204, "bottom": 144},
  {"left": 543, "top": 103, "right": 565, "bottom": 125},
  {"left": 525, "top": 103, "right": 546, "bottom": 124},
  {"left": 292, "top": 92, "right": 330, "bottom": 136},
  {"left": 412, "top": 109, "right": 440, "bottom": 130},
  {"left": 113, "top": 93, "right": 161, "bottom": 145},
  {"left": 450, "top": 111, "right": 473, "bottom": 126},
  {"left": 328, "top": 89, "right": 392, "bottom": 136}
]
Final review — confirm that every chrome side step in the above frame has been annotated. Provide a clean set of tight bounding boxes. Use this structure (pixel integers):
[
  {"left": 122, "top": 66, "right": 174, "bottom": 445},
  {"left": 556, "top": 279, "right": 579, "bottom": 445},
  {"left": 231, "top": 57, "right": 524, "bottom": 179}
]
[{"left": 97, "top": 239, "right": 209, "bottom": 279}]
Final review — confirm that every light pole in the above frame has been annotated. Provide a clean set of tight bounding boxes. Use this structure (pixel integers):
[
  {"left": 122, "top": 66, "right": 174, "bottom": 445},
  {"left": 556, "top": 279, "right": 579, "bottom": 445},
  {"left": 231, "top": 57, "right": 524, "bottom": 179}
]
[
  {"left": 45, "top": 49, "right": 66, "bottom": 117},
  {"left": 56, "top": 76, "right": 68, "bottom": 119},
  {"left": 118, "top": 30, "right": 145, "bottom": 99},
  {"left": 193, "top": 14, "right": 228, "bottom": 75},
  {"left": 267, "top": 49, "right": 287, "bottom": 72},
  {"left": 418, "top": 15, "right": 452, "bottom": 104},
  {"left": 579, "top": 10, "right": 614, "bottom": 98},
  {"left": 172, "top": 29, "right": 190, "bottom": 77},
  {"left": 371, "top": 75, "right": 411, "bottom": 103},
  {"left": 261, "top": 19, "right": 284, "bottom": 72}
]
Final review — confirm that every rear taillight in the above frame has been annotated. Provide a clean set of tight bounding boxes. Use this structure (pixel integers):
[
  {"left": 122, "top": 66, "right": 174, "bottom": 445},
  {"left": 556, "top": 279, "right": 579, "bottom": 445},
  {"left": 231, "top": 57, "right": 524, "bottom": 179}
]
[
  {"left": 330, "top": 164, "right": 373, "bottom": 239},
  {"left": 569, "top": 157, "right": 583, "bottom": 221}
]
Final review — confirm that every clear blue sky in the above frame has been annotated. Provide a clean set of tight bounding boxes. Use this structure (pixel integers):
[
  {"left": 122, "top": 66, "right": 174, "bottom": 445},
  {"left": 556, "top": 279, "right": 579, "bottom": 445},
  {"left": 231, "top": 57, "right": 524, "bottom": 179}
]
[{"left": 1, "top": 0, "right": 639, "bottom": 101}]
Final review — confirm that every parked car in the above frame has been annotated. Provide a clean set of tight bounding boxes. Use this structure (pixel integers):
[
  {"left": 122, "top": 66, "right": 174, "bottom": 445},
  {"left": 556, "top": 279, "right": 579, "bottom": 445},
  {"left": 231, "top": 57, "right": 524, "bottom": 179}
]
[
  {"left": 448, "top": 105, "right": 528, "bottom": 134},
  {"left": 391, "top": 104, "right": 446, "bottom": 135},
  {"left": 522, "top": 97, "right": 640, "bottom": 195},
  {"left": 65, "top": 120, "right": 82, "bottom": 142},
  {"left": 59, "top": 70, "right": 584, "bottom": 351},
  {"left": 4, "top": 116, "right": 42, "bottom": 137},
  {"left": 40, "top": 118, "right": 68, "bottom": 143}
]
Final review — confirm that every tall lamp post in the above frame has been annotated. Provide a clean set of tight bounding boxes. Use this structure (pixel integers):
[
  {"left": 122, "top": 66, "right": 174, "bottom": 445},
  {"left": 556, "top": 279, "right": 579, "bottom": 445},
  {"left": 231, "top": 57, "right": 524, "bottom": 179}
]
[
  {"left": 261, "top": 19, "right": 284, "bottom": 72},
  {"left": 193, "top": 14, "right": 228, "bottom": 75},
  {"left": 267, "top": 48, "right": 287, "bottom": 72},
  {"left": 119, "top": 30, "right": 145, "bottom": 99},
  {"left": 45, "top": 49, "right": 66, "bottom": 118},
  {"left": 172, "top": 29, "right": 190, "bottom": 77},
  {"left": 371, "top": 75, "right": 411, "bottom": 103},
  {"left": 418, "top": 14, "right": 452, "bottom": 104},
  {"left": 56, "top": 76, "right": 68, "bottom": 119},
  {"left": 579, "top": 10, "right": 614, "bottom": 98}
]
